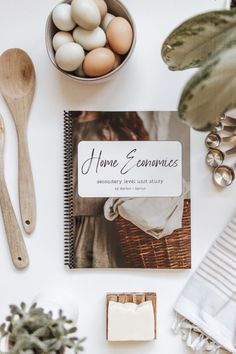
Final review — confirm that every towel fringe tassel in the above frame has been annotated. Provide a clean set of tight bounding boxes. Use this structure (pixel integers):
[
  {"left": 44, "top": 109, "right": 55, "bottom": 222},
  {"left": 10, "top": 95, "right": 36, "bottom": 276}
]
[{"left": 172, "top": 313, "right": 225, "bottom": 353}]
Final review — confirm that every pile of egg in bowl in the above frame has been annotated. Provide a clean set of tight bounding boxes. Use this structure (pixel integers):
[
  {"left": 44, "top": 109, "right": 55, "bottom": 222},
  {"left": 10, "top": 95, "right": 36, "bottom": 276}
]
[{"left": 50, "top": 0, "right": 134, "bottom": 79}]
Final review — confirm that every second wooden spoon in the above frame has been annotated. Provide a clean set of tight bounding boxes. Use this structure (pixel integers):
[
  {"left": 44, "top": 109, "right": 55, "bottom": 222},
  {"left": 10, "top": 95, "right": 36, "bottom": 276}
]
[
  {"left": 0, "top": 48, "right": 36, "bottom": 234},
  {"left": 0, "top": 114, "right": 29, "bottom": 269}
]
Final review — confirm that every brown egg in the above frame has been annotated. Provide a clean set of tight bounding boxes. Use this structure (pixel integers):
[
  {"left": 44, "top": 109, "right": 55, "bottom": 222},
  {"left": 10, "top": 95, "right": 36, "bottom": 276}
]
[
  {"left": 105, "top": 44, "right": 122, "bottom": 69},
  {"left": 106, "top": 17, "right": 133, "bottom": 55},
  {"left": 93, "top": 0, "right": 107, "bottom": 20},
  {"left": 113, "top": 52, "right": 122, "bottom": 69},
  {"left": 83, "top": 48, "right": 115, "bottom": 77}
]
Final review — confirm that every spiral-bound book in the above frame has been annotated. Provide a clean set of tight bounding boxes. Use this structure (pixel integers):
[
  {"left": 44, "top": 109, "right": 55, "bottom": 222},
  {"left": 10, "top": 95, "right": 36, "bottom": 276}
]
[{"left": 64, "top": 111, "right": 191, "bottom": 269}]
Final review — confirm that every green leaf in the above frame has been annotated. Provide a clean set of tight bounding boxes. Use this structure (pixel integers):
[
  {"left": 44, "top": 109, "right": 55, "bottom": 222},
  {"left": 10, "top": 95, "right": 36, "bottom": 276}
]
[
  {"left": 178, "top": 42, "right": 236, "bottom": 130},
  {"left": 161, "top": 9, "right": 236, "bottom": 70},
  {"left": 67, "top": 327, "right": 77, "bottom": 334},
  {"left": 32, "top": 326, "right": 50, "bottom": 338}
]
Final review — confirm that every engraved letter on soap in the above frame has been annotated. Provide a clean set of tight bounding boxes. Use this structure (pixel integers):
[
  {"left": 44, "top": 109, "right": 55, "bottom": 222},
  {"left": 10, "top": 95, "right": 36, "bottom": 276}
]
[{"left": 78, "top": 141, "right": 182, "bottom": 198}]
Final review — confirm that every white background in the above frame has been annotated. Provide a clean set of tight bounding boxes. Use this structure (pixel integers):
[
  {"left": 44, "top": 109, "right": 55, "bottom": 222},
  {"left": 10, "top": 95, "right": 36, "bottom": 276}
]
[{"left": 0, "top": 1, "right": 236, "bottom": 354}]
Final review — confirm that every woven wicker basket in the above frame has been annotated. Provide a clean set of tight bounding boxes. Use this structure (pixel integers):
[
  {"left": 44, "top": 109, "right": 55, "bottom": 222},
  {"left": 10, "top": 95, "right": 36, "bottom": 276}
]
[{"left": 115, "top": 200, "right": 191, "bottom": 269}]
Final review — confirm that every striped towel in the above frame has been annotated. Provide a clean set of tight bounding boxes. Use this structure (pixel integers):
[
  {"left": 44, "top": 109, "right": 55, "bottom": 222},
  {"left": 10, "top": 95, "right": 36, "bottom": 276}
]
[{"left": 173, "top": 214, "right": 236, "bottom": 353}]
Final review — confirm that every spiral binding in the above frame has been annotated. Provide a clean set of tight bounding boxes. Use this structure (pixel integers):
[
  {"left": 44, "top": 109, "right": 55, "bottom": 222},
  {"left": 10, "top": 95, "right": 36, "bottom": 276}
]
[{"left": 64, "top": 111, "right": 74, "bottom": 268}]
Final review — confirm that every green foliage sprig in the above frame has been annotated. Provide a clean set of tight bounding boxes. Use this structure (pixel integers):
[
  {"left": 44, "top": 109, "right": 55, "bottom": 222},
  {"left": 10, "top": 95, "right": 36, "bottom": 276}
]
[{"left": 0, "top": 303, "right": 85, "bottom": 354}]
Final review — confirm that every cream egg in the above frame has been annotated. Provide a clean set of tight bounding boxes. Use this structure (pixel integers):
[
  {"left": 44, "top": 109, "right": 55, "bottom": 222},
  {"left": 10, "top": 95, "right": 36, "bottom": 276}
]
[
  {"left": 74, "top": 65, "right": 87, "bottom": 77},
  {"left": 52, "top": 31, "right": 74, "bottom": 51},
  {"left": 93, "top": 0, "right": 107, "bottom": 20},
  {"left": 101, "top": 13, "right": 115, "bottom": 31},
  {"left": 83, "top": 47, "right": 115, "bottom": 77},
  {"left": 73, "top": 26, "right": 106, "bottom": 51},
  {"left": 55, "top": 42, "right": 85, "bottom": 72},
  {"left": 107, "top": 17, "right": 133, "bottom": 55},
  {"left": 71, "top": 0, "right": 101, "bottom": 30},
  {"left": 52, "top": 3, "right": 76, "bottom": 31}
]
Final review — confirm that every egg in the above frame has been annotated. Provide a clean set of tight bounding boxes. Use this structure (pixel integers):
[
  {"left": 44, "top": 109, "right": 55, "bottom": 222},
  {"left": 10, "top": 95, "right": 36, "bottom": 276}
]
[
  {"left": 73, "top": 26, "right": 106, "bottom": 51},
  {"left": 107, "top": 17, "right": 133, "bottom": 55},
  {"left": 83, "top": 47, "right": 115, "bottom": 77},
  {"left": 93, "top": 0, "right": 107, "bottom": 20},
  {"left": 105, "top": 44, "right": 121, "bottom": 69},
  {"left": 55, "top": 42, "right": 85, "bottom": 72},
  {"left": 52, "top": 3, "right": 76, "bottom": 31},
  {"left": 52, "top": 31, "right": 74, "bottom": 51},
  {"left": 71, "top": 0, "right": 101, "bottom": 30},
  {"left": 101, "top": 12, "right": 115, "bottom": 31},
  {"left": 113, "top": 52, "right": 122, "bottom": 69},
  {"left": 74, "top": 65, "right": 87, "bottom": 77}
]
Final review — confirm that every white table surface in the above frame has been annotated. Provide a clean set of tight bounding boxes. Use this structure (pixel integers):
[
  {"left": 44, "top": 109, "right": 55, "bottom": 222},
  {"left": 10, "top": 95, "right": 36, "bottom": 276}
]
[{"left": 0, "top": 1, "right": 236, "bottom": 353}]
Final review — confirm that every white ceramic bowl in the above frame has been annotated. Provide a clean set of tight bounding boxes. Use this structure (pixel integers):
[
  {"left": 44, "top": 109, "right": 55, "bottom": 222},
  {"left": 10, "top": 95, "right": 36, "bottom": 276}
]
[{"left": 45, "top": 0, "right": 136, "bottom": 83}]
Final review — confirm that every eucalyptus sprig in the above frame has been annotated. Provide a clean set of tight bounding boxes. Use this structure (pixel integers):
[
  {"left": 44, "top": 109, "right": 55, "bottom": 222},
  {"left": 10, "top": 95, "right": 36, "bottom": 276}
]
[
  {"left": 0, "top": 303, "right": 85, "bottom": 354},
  {"left": 162, "top": 6, "right": 236, "bottom": 130}
]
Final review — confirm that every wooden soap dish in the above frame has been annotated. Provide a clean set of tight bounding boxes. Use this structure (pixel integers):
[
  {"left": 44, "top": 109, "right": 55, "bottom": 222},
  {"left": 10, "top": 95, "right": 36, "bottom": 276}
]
[{"left": 106, "top": 292, "right": 157, "bottom": 340}]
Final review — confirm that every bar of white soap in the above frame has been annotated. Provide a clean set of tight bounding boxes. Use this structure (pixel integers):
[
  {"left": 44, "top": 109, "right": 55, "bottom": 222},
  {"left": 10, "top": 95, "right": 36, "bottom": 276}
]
[{"left": 108, "top": 300, "right": 155, "bottom": 341}]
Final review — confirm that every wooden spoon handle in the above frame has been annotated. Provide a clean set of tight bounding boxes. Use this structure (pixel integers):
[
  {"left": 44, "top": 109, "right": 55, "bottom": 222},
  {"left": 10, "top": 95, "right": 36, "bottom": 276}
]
[
  {"left": 0, "top": 176, "right": 29, "bottom": 269},
  {"left": 18, "top": 129, "right": 36, "bottom": 234}
]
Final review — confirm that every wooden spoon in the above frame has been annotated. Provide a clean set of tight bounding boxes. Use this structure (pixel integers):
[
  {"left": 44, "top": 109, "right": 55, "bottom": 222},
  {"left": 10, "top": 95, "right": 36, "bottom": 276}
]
[
  {"left": 0, "top": 48, "right": 36, "bottom": 234},
  {"left": 0, "top": 114, "right": 29, "bottom": 269}
]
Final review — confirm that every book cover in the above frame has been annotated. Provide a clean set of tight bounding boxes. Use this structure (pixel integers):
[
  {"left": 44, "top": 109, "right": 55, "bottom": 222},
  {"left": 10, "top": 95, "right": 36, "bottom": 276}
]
[{"left": 64, "top": 111, "right": 191, "bottom": 269}]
